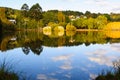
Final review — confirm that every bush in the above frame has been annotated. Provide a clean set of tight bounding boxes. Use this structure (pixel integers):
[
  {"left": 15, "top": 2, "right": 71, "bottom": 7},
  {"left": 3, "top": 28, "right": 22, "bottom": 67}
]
[
  {"left": 95, "top": 60, "right": 120, "bottom": 80},
  {"left": 0, "top": 58, "right": 19, "bottom": 80},
  {"left": 66, "top": 23, "right": 76, "bottom": 31}
]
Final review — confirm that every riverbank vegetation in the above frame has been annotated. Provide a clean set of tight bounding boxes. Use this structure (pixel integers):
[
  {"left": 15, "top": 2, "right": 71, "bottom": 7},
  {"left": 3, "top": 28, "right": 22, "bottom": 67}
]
[
  {"left": 1, "top": 31, "right": 120, "bottom": 53},
  {"left": 0, "top": 58, "right": 19, "bottom": 80},
  {"left": 0, "top": 8, "right": 16, "bottom": 32},
  {"left": 0, "top": 57, "right": 28, "bottom": 80},
  {"left": 0, "top": 3, "right": 120, "bottom": 31},
  {"left": 95, "top": 60, "right": 120, "bottom": 80}
]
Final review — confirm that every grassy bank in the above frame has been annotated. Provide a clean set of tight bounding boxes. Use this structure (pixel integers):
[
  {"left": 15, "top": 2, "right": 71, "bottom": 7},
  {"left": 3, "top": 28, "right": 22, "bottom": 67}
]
[
  {"left": 0, "top": 58, "right": 19, "bottom": 80},
  {"left": 95, "top": 60, "right": 120, "bottom": 80},
  {"left": 0, "top": 58, "right": 27, "bottom": 80}
]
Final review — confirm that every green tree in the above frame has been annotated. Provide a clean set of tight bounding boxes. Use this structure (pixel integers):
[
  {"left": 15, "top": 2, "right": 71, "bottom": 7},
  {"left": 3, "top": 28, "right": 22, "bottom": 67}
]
[
  {"left": 29, "top": 3, "right": 42, "bottom": 20},
  {"left": 85, "top": 11, "right": 91, "bottom": 18},
  {"left": 42, "top": 11, "right": 58, "bottom": 25},
  {"left": 21, "top": 3, "right": 29, "bottom": 17},
  {"left": 96, "top": 15, "right": 107, "bottom": 29},
  {"left": 5, "top": 8, "right": 15, "bottom": 19},
  {"left": 73, "top": 18, "right": 84, "bottom": 29},
  {"left": 66, "top": 23, "right": 76, "bottom": 31},
  {"left": 87, "top": 18, "right": 94, "bottom": 29},
  {"left": 58, "top": 11, "right": 65, "bottom": 23}
]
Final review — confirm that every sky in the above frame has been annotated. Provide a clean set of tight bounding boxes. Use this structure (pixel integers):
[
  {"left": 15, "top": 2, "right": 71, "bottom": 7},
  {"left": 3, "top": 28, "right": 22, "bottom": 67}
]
[{"left": 0, "top": 0, "right": 120, "bottom": 13}]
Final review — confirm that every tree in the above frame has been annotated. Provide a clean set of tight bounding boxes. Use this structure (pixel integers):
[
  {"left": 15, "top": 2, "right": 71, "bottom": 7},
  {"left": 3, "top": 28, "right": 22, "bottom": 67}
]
[
  {"left": 22, "top": 47, "right": 30, "bottom": 55},
  {"left": 21, "top": 3, "right": 29, "bottom": 11},
  {"left": 58, "top": 11, "right": 65, "bottom": 23},
  {"left": 0, "top": 19, "right": 2, "bottom": 32},
  {"left": 42, "top": 11, "right": 58, "bottom": 25},
  {"left": 87, "top": 18, "right": 94, "bottom": 29},
  {"left": 85, "top": 11, "right": 91, "bottom": 18},
  {"left": 96, "top": 15, "right": 107, "bottom": 29},
  {"left": 66, "top": 23, "right": 76, "bottom": 31},
  {"left": 21, "top": 3, "right": 29, "bottom": 17},
  {"left": 29, "top": 3, "right": 42, "bottom": 20},
  {"left": 5, "top": 8, "right": 15, "bottom": 19}
]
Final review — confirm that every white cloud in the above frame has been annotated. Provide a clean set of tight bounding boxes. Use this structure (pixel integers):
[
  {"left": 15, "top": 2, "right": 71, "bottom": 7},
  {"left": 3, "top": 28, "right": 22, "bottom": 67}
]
[
  {"left": 52, "top": 54, "right": 73, "bottom": 70},
  {"left": 86, "top": 49, "right": 118, "bottom": 66},
  {"left": 37, "top": 74, "right": 47, "bottom": 80},
  {"left": 90, "top": 73, "right": 97, "bottom": 80},
  {"left": 60, "top": 64, "right": 72, "bottom": 70},
  {"left": 85, "top": 0, "right": 109, "bottom": 6},
  {"left": 84, "top": 0, "right": 120, "bottom": 13},
  {"left": 59, "top": 61, "right": 72, "bottom": 70},
  {"left": 37, "top": 74, "right": 58, "bottom": 80},
  {"left": 64, "top": 74, "right": 71, "bottom": 78},
  {"left": 52, "top": 54, "right": 73, "bottom": 61},
  {"left": 111, "top": 43, "right": 120, "bottom": 52},
  {"left": 112, "top": 7, "right": 120, "bottom": 11}
]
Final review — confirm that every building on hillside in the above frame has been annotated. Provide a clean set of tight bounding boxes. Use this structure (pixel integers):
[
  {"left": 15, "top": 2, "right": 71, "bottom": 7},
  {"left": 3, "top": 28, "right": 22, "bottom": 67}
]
[{"left": 9, "top": 19, "right": 16, "bottom": 24}]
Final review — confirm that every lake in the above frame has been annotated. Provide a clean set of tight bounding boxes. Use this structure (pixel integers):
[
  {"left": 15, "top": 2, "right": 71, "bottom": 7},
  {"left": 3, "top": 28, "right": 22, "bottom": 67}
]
[{"left": 0, "top": 31, "right": 120, "bottom": 80}]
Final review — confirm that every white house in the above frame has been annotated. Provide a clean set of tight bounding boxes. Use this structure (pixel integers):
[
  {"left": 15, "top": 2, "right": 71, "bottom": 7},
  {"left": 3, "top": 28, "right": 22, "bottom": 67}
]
[{"left": 9, "top": 19, "right": 16, "bottom": 24}]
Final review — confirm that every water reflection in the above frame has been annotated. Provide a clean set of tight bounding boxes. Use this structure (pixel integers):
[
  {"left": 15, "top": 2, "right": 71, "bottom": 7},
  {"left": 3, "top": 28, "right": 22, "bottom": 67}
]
[
  {"left": 52, "top": 54, "right": 73, "bottom": 70},
  {"left": 1, "top": 31, "right": 120, "bottom": 53},
  {"left": 0, "top": 31, "right": 120, "bottom": 80},
  {"left": 105, "top": 31, "right": 120, "bottom": 38},
  {"left": 22, "top": 39, "right": 43, "bottom": 55}
]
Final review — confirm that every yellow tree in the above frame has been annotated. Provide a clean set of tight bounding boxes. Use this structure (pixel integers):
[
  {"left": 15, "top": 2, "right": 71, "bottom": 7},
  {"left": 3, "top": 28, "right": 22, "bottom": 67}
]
[
  {"left": 58, "top": 11, "right": 65, "bottom": 23},
  {"left": 0, "top": 8, "right": 11, "bottom": 24}
]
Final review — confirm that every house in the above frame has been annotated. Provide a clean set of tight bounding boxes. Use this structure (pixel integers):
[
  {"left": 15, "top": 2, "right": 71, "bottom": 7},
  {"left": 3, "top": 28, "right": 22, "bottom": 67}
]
[{"left": 9, "top": 19, "right": 16, "bottom": 24}]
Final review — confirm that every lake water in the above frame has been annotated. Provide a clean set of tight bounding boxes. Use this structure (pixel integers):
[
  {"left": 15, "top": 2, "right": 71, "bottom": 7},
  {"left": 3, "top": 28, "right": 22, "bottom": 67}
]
[{"left": 0, "top": 31, "right": 120, "bottom": 80}]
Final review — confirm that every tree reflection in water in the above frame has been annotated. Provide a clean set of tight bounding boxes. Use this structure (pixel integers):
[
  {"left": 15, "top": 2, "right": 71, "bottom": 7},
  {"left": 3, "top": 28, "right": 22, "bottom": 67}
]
[
  {"left": 22, "top": 46, "right": 30, "bottom": 55},
  {"left": 1, "top": 31, "right": 120, "bottom": 55},
  {"left": 22, "top": 40, "right": 43, "bottom": 55}
]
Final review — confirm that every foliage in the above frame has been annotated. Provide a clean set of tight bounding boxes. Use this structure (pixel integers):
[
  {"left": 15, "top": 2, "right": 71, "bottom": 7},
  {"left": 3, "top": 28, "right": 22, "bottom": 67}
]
[
  {"left": 43, "top": 26, "right": 52, "bottom": 36},
  {"left": 29, "top": 3, "right": 42, "bottom": 20},
  {"left": 54, "top": 26, "right": 64, "bottom": 37},
  {"left": 2, "top": 30, "right": 120, "bottom": 51},
  {"left": 1, "top": 4, "right": 120, "bottom": 30},
  {"left": 104, "top": 22, "right": 120, "bottom": 30},
  {"left": 0, "top": 58, "right": 19, "bottom": 80},
  {"left": 66, "top": 31, "right": 76, "bottom": 37},
  {"left": 21, "top": 3, "right": 29, "bottom": 17},
  {"left": 85, "top": 11, "right": 91, "bottom": 18},
  {"left": 47, "top": 22, "right": 59, "bottom": 30},
  {"left": 110, "top": 13, "right": 120, "bottom": 21},
  {"left": 0, "top": 8, "right": 16, "bottom": 31},
  {"left": 58, "top": 22, "right": 67, "bottom": 27},
  {"left": 26, "top": 19, "right": 38, "bottom": 29},
  {"left": 0, "top": 8, "right": 10, "bottom": 23},
  {"left": 95, "top": 60, "right": 120, "bottom": 80},
  {"left": 66, "top": 23, "right": 76, "bottom": 31},
  {"left": 54, "top": 26, "right": 64, "bottom": 32},
  {"left": 63, "top": 10, "right": 83, "bottom": 17},
  {"left": 95, "top": 15, "right": 108, "bottom": 29},
  {"left": 37, "top": 20, "right": 44, "bottom": 27},
  {"left": 87, "top": 18, "right": 94, "bottom": 29},
  {"left": 5, "top": 8, "right": 15, "bottom": 19},
  {"left": 72, "top": 15, "right": 108, "bottom": 29},
  {"left": 58, "top": 11, "right": 65, "bottom": 23},
  {"left": 73, "top": 18, "right": 86, "bottom": 29},
  {"left": 42, "top": 11, "right": 58, "bottom": 25}
]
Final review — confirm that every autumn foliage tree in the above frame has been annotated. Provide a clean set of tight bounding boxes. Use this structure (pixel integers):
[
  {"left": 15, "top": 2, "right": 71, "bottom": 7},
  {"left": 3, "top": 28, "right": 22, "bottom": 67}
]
[{"left": 58, "top": 11, "right": 65, "bottom": 23}]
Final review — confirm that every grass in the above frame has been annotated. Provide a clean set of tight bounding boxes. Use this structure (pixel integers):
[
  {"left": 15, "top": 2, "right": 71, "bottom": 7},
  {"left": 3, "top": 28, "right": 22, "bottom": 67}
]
[
  {"left": 0, "top": 57, "right": 28, "bottom": 80},
  {"left": 95, "top": 60, "right": 120, "bottom": 80},
  {"left": 0, "top": 58, "right": 19, "bottom": 80}
]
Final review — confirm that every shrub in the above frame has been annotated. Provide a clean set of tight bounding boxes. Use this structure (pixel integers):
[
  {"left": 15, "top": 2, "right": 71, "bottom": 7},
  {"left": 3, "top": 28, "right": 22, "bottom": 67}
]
[{"left": 66, "top": 23, "right": 76, "bottom": 31}]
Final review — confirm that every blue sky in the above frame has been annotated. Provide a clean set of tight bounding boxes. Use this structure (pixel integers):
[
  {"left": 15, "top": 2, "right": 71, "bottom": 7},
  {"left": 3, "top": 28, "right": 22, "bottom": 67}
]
[{"left": 0, "top": 0, "right": 120, "bottom": 13}]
